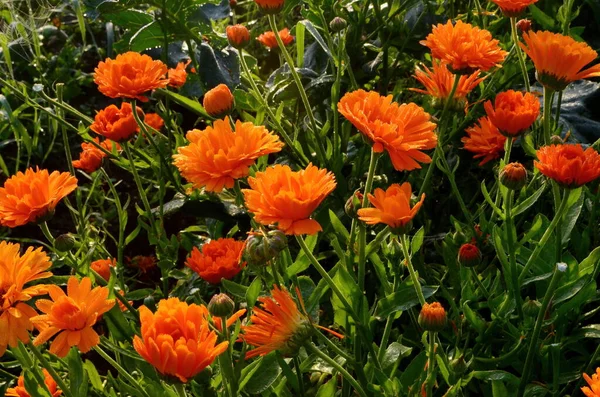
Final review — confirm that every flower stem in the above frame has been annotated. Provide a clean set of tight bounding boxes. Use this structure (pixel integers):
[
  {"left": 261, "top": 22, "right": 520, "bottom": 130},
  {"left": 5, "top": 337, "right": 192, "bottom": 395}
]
[
  {"left": 94, "top": 346, "right": 151, "bottom": 397},
  {"left": 543, "top": 86, "right": 555, "bottom": 145},
  {"left": 39, "top": 221, "right": 55, "bottom": 245},
  {"left": 173, "top": 383, "right": 187, "bottom": 397},
  {"left": 28, "top": 342, "right": 74, "bottom": 397},
  {"left": 426, "top": 331, "right": 437, "bottom": 397},
  {"left": 400, "top": 234, "right": 426, "bottom": 306},
  {"left": 510, "top": 17, "right": 530, "bottom": 92},
  {"left": 292, "top": 356, "right": 306, "bottom": 395},
  {"left": 504, "top": 189, "right": 524, "bottom": 319},
  {"left": 358, "top": 149, "right": 379, "bottom": 291}
]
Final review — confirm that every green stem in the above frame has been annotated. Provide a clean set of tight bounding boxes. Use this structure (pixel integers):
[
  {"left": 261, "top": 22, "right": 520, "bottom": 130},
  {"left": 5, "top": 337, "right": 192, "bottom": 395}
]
[
  {"left": 293, "top": 356, "right": 306, "bottom": 396},
  {"left": 554, "top": 91, "right": 563, "bottom": 130},
  {"left": 504, "top": 189, "right": 524, "bottom": 319},
  {"left": 173, "top": 383, "right": 187, "bottom": 397},
  {"left": 401, "top": 234, "right": 426, "bottom": 306},
  {"left": 39, "top": 221, "right": 55, "bottom": 245},
  {"left": 543, "top": 87, "right": 555, "bottom": 145},
  {"left": 358, "top": 149, "right": 379, "bottom": 291},
  {"left": 470, "top": 267, "right": 490, "bottom": 299},
  {"left": 510, "top": 17, "right": 530, "bottom": 92},
  {"left": 94, "top": 346, "right": 151, "bottom": 397},
  {"left": 438, "top": 152, "right": 475, "bottom": 227},
  {"left": 315, "top": 330, "right": 354, "bottom": 363},
  {"left": 100, "top": 168, "right": 126, "bottom": 290},
  {"left": 426, "top": 331, "right": 437, "bottom": 397},
  {"left": 221, "top": 318, "right": 237, "bottom": 397},
  {"left": 377, "top": 315, "right": 394, "bottom": 363},
  {"left": 28, "top": 342, "right": 74, "bottom": 397}
]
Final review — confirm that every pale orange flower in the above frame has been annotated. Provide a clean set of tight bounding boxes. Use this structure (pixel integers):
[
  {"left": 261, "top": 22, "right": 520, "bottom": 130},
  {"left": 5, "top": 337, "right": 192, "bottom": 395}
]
[
  {"left": 462, "top": 116, "right": 507, "bottom": 166},
  {"left": 144, "top": 113, "right": 164, "bottom": 130},
  {"left": 254, "top": 0, "right": 284, "bottom": 13},
  {"left": 173, "top": 117, "right": 283, "bottom": 192},
  {"left": 202, "top": 84, "right": 234, "bottom": 117},
  {"left": 227, "top": 24, "right": 250, "bottom": 48},
  {"left": 94, "top": 51, "right": 168, "bottom": 102},
  {"left": 582, "top": 367, "right": 600, "bottom": 397},
  {"left": 72, "top": 138, "right": 120, "bottom": 173},
  {"left": 338, "top": 90, "right": 437, "bottom": 171},
  {"left": 90, "top": 102, "right": 141, "bottom": 142},
  {"left": 484, "top": 90, "right": 540, "bottom": 136},
  {"left": 0, "top": 168, "right": 77, "bottom": 228},
  {"left": 133, "top": 298, "right": 228, "bottom": 382},
  {"left": 167, "top": 60, "right": 191, "bottom": 88},
  {"left": 90, "top": 258, "right": 116, "bottom": 281},
  {"left": 0, "top": 242, "right": 53, "bottom": 357},
  {"left": 534, "top": 144, "right": 600, "bottom": 188},
  {"left": 32, "top": 277, "right": 114, "bottom": 357},
  {"left": 185, "top": 238, "right": 246, "bottom": 284},
  {"left": 242, "top": 164, "right": 336, "bottom": 235},
  {"left": 490, "top": 0, "right": 539, "bottom": 16},
  {"left": 5, "top": 369, "right": 62, "bottom": 397},
  {"left": 257, "top": 29, "right": 294, "bottom": 49}
]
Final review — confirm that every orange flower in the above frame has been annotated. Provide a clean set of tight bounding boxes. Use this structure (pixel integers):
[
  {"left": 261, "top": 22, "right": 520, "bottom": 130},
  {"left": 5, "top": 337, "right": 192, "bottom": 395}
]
[
  {"left": 6, "top": 369, "right": 62, "bottom": 397},
  {"left": 242, "top": 164, "right": 337, "bottom": 235},
  {"left": 90, "top": 102, "right": 141, "bottom": 142},
  {"left": 338, "top": 90, "right": 437, "bottom": 171},
  {"left": 420, "top": 20, "right": 508, "bottom": 73},
  {"left": 457, "top": 243, "right": 482, "bottom": 267},
  {"left": 490, "top": 0, "right": 538, "bottom": 16},
  {"left": 72, "top": 138, "right": 119, "bottom": 173},
  {"left": 254, "top": 0, "right": 284, "bottom": 13},
  {"left": 31, "top": 277, "right": 114, "bottom": 357},
  {"left": 202, "top": 84, "right": 234, "bottom": 117},
  {"left": 133, "top": 298, "right": 228, "bottom": 382},
  {"left": 520, "top": 31, "right": 600, "bottom": 91},
  {"left": 257, "top": 29, "right": 294, "bottom": 49},
  {"left": 185, "top": 238, "right": 246, "bottom": 284},
  {"left": 144, "top": 113, "right": 164, "bottom": 130},
  {"left": 484, "top": 90, "right": 540, "bottom": 136},
  {"left": 418, "top": 302, "right": 447, "bottom": 332},
  {"left": 90, "top": 258, "right": 116, "bottom": 281},
  {"left": 516, "top": 19, "right": 532, "bottom": 33},
  {"left": 534, "top": 144, "right": 600, "bottom": 188},
  {"left": 0, "top": 168, "right": 77, "bottom": 228},
  {"left": 0, "top": 242, "right": 53, "bottom": 356},
  {"left": 461, "top": 116, "right": 507, "bottom": 166},
  {"left": 94, "top": 51, "right": 168, "bottom": 102},
  {"left": 173, "top": 117, "right": 283, "bottom": 192},
  {"left": 357, "top": 183, "right": 425, "bottom": 233},
  {"left": 167, "top": 60, "right": 191, "bottom": 88},
  {"left": 213, "top": 309, "right": 247, "bottom": 333},
  {"left": 128, "top": 255, "right": 157, "bottom": 273},
  {"left": 582, "top": 367, "right": 600, "bottom": 397},
  {"left": 227, "top": 24, "right": 250, "bottom": 48}
]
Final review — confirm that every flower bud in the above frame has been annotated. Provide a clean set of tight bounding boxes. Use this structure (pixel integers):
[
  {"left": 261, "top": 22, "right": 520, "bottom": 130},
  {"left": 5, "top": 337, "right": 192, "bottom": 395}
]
[
  {"left": 516, "top": 19, "right": 532, "bottom": 33},
  {"left": 329, "top": 17, "right": 347, "bottom": 33},
  {"left": 500, "top": 162, "right": 527, "bottom": 190},
  {"left": 344, "top": 190, "right": 363, "bottom": 218},
  {"left": 522, "top": 298, "right": 541, "bottom": 318},
  {"left": 450, "top": 355, "right": 468, "bottom": 375},
  {"left": 244, "top": 230, "right": 288, "bottom": 266},
  {"left": 203, "top": 84, "right": 234, "bottom": 118},
  {"left": 208, "top": 293, "right": 235, "bottom": 317},
  {"left": 418, "top": 302, "right": 447, "bottom": 332},
  {"left": 457, "top": 243, "right": 482, "bottom": 268},
  {"left": 54, "top": 233, "right": 75, "bottom": 252},
  {"left": 226, "top": 24, "right": 250, "bottom": 49},
  {"left": 550, "top": 135, "right": 564, "bottom": 145},
  {"left": 253, "top": 0, "right": 284, "bottom": 14}
]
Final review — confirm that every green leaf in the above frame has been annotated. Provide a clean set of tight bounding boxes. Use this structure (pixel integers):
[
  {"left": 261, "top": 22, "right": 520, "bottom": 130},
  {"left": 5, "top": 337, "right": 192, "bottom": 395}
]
[
  {"left": 156, "top": 89, "right": 214, "bottom": 119},
  {"left": 316, "top": 377, "right": 337, "bottom": 397},
  {"left": 530, "top": 5, "right": 556, "bottom": 29},
  {"left": 331, "top": 265, "right": 364, "bottom": 324},
  {"left": 382, "top": 342, "right": 412, "bottom": 372},
  {"left": 23, "top": 371, "right": 52, "bottom": 397},
  {"left": 481, "top": 181, "right": 504, "bottom": 219},
  {"left": 67, "top": 348, "right": 88, "bottom": 397},
  {"left": 241, "top": 353, "right": 281, "bottom": 394},
  {"left": 298, "top": 20, "right": 333, "bottom": 60},
  {"left": 245, "top": 278, "right": 262, "bottom": 308},
  {"left": 376, "top": 284, "right": 439, "bottom": 317},
  {"left": 492, "top": 225, "right": 510, "bottom": 272},
  {"left": 472, "top": 370, "right": 519, "bottom": 383},
  {"left": 84, "top": 360, "right": 104, "bottom": 391},
  {"left": 221, "top": 279, "right": 248, "bottom": 299},
  {"left": 328, "top": 209, "right": 349, "bottom": 244},
  {"left": 512, "top": 183, "right": 546, "bottom": 216},
  {"left": 411, "top": 227, "right": 425, "bottom": 253},
  {"left": 287, "top": 234, "right": 318, "bottom": 277}
]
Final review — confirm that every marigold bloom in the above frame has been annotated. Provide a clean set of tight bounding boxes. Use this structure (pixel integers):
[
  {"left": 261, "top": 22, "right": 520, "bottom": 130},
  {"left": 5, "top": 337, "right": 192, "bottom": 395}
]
[
  {"left": 520, "top": 31, "right": 600, "bottom": 91},
  {"left": 6, "top": 369, "right": 62, "bottom": 397},
  {"left": 0, "top": 168, "right": 77, "bottom": 228},
  {"left": 133, "top": 298, "right": 228, "bottom": 382},
  {"left": 500, "top": 162, "right": 528, "bottom": 190},
  {"left": 32, "top": 277, "right": 115, "bottom": 358},
  {"left": 582, "top": 367, "right": 600, "bottom": 397},
  {"left": 202, "top": 84, "right": 234, "bottom": 117},
  {"left": 173, "top": 117, "right": 283, "bottom": 192},
  {"left": 516, "top": 19, "right": 532, "bottom": 33},
  {"left": 257, "top": 29, "right": 294, "bottom": 49},
  {"left": 461, "top": 117, "right": 507, "bottom": 166},
  {"left": 484, "top": 90, "right": 540, "bottom": 136},
  {"left": 90, "top": 102, "right": 142, "bottom": 142},
  {"left": 534, "top": 144, "right": 600, "bottom": 188},
  {"left": 128, "top": 255, "right": 157, "bottom": 273},
  {"left": 242, "top": 164, "right": 336, "bottom": 235},
  {"left": 0, "top": 242, "right": 53, "bottom": 357},
  {"left": 144, "top": 113, "right": 164, "bottom": 130},
  {"left": 420, "top": 20, "right": 508, "bottom": 73},
  {"left": 457, "top": 243, "right": 482, "bottom": 268},
  {"left": 94, "top": 51, "right": 169, "bottom": 102},
  {"left": 167, "top": 60, "right": 191, "bottom": 88},
  {"left": 90, "top": 258, "right": 116, "bottom": 281},
  {"left": 254, "top": 0, "right": 284, "bottom": 13},
  {"left": 185, "top": 238, "right": 246, "bottom": 284},
  {"left": 490, "top": 0, "right": 538, "bottom": 16},
  {"left": 72, "top": 138, "right": 119, "bottom": 173},
  {"left": 227, "top": 24, "right": 251, "bottom": 49},
  {"left": 418, "top": 302, "right": 447, "bottom": 332},
  {"left": 338, "top": 90, "right": 437, "bottom": 171}
]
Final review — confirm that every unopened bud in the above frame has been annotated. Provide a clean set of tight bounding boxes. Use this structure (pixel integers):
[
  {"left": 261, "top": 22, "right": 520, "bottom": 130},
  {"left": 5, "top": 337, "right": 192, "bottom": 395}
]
[
  {"left": 208, "top": 293, "right": 235, "bottom": 317},
  {"left": 244, "top": 230, "right": 288, "bottom": 266},
  {"left": 54, "top": 233, "right": 75, "bottom": 252},
  {"left": 516, "top": 19, "right": 532, "bottom": 33},
  {"left": 329, "top": 17, "right": 347, "bottom": 33},
  {"left": 344, "top": 190, "right": 363, "bottom": 218},
  {"left": 418, "top": 302, "right": 447, "bottom": 332},
  {"left": 550, "top": 135, "right": 564, "bottom": 145},
  {"left": 500, "top": 162, "right": 527, "bottom": 190},
  {"left": 522, "top": 298, "right": 541, "bottom": 317},
  {"left": 457, "top": 243, "right": 482, "bottom": 268}
]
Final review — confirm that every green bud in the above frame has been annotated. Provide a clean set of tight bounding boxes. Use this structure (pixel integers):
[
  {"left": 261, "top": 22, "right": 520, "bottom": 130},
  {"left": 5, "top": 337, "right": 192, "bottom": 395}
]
[
  {"left": 208, "top": 293, "right": 235, "bottom": 317},
  {"left": 329, "top": 17, "right": 347, "bottom": 33},
  {"left": 54, "top": 234, "right": 75, "bottom": 252},
  {"left": 522, "top": 298, "right": 542, "bottom": 318}
]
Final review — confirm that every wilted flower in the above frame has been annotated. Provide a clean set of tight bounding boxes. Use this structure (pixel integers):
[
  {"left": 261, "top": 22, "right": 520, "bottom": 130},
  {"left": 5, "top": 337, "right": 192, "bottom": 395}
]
[
  {"left": 202, "top": 84, "right": 234, "bottom": 117},
  {"left": 257, "top": 29, "right": 294, "bottom": 49},
  {"left": 490, "top": 0, "right": 539, "bottom": 17},
  {"left": 462, "top": 116, "right": 507, "bottom": 166},
  {"left": 167, "top": 60, "right": 191, "bottom": 88},
  {"left": 185, "top": 238, "right": 246, "bottom": 284},
  {"left": 5, "top": 369, "right": 62, "bottom": 397},
  {"left": 227, "top": 25, "right": 251, "bottom": 49},
  {"left": 484, "top": 90, "right": 540, "bottom": 136},
  {"left": 534, "top": 144, "right": 600, "bottom": 188}
]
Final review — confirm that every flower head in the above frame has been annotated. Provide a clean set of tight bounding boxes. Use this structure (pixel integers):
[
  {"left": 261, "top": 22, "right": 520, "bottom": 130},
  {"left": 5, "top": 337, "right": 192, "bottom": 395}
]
[
  {"left": 490, "top": 0, "right": 539, "bottom": 17},
  {"left": 227, "top": 24, "right": 251, "bottom": 49},
  {"left": 418, "top": 302, "right": 447, "bottom": 332},
  {"left": 500, "top": 162, "right": 528, "bottom": 190},
  {"left": 133, "top": 298, "right": 228, "bottom": 382},
  {"left": 202, "top": 84, "right": 234, "bottom": 118},
  {"left": 32, "top": 277, "right": 115, "bottom": 357},
  {"left": 167, "top": 60, "right": 191, "bottom": 88},
  {"left": 144, "top": 113, "right": 164, "bottom": 131},
  {"left": 257, "top": 29, "right": 294, "bottom": 49},
  {"left": 94, "top": 52, "right": 168, "bottom": 102},
  {"left": 185, "top": 238, "right": 246, "bottom": 284},
  {"left": 461, "top": 116, "right": 507, "bottom": 166},
  {"left": 520, "top": 31, "right": 600, "bottom": 91},
  {"left": 90, "top": 258, "right": 116, "bottom": 281},
  {"left": 457, "top": 243, "right": 482, "bottom": 267},
  {"left": 0, "top": 168, "right": 77, "bottom": 228},
  {"left": 242, "top": 164, "right": 336, "bottom": 235},
  {"left": 338, "top": 90, "right": 437, "bottom": 171},
  {"left": 420, "top": 20, "right": 508, "bottom": 73},
  {"left": 254, "top": 0, "right": 284, "bottom": 13},
  {"left": 484, "top": 90, "right": 540, "bottom": 136},
  {"left": 173, "top": 117, "right": 283, "bottom": 192},
  {"left": 534, "top": 144, "right": 600, "bottom": 188},
  {"left": 6, "top": 369, "right": 62, "bottom": 397},
  {"left": 129, "top": 255, "right": 157, "bottom": 273},
  {"left": 582, "top": 367, "right": 600, "bottom": 397},
  {"left": 72, "top": 139, "right": 119, "bottom": 173},
  {"left": 517, "top": 19, "right": 532, "bottom": 33},
  {"left": 90, "top": 102, "right": 141, "bottom": 142}
]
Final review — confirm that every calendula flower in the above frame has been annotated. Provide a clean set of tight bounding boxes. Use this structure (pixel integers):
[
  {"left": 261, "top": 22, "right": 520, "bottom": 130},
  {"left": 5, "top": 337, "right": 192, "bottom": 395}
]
[
  {"left": 242, "top": 164, "right": 337, "bottom": 235},
  {"left": 72, "top": 139, "right": 120, "bottom": 173},
  {"left": 185, "top": 238, "right": 246, "bottom": 284},
  {"left": 0, "top": 242, "right": 53, "bottom": 357},
  {"left": 90, "top": 102, "right": 141, "bottom": 142},
  {"left": 257, "top": 29, "right": 294, "bottom": 49},
  {"left": 6, "top": 369, "right": 62, "bottom": 397},
  {"left": 128, "top": 255, "right": 157, "bottom": 273},
  {"left": 173, "top": 117, "right": 283, "bottom": 192},
  {"left": 338, "top": 90, "right": 437, "bottom": 171},
  {"left": 418, "top": 302, "right": 447, "bottom": 332},
  {"left": 167, "top": 59, "right": 191, "bottom": 88},
  {"left": 457, "top": 243, "right": 482, "bottom": 268},
  {"left": 516, "top": 19, "right": 532, "bottom": 33},
  {"left": 582, "top": 367, "right": 600, "bottom": 397},
  {"left": 357, "top": 183, "right": 425, "bottom": 234},
  {"left": 94, "top": 52, "right": 168, "bottom": 102},
  {"left": 462, "top": 116, "right": 507, "bottom": 166},
  {"left": 0, "top": 168, "right": 77, "bottom": 228},
  {"left": 500, "top": 162, "right": 528, "bottom": 190},
  {"left": 490, "top": 0, "right": 539, "bottom": 17},
  {"left": 534, "top": 144, "right": 600, "bottom": 188},
  {"left": 144, "top": 113, "right": 164, "bottom": 130},
  {"left": 227, "top": 24, "right": 251, "bottom": 48},
  {"left": 32, "top": 277, "right": 115, "bottom": 358},
  {"left": 202, "top": 84, "right": 234, "bottom": 118},
  {"left": 213, "top": 309, "right": 247, "bottom": 333},
  {"left": 254, "top": 0, "right": 284, "bottom": 13},
  {"left": 484, "top": 90, "right": 540, "bottom": 136},
  {"left": 420, "top": 20, "right": 508, "bottom": 73},
  {"left": 133, "top": 298, "right": 228, "bottom": 382},
  {"left": 90, "top": 258, "right": 116, "bottom": 281},
  {"left": 520, "top": 31, "right": 600, "bottom": 91}
]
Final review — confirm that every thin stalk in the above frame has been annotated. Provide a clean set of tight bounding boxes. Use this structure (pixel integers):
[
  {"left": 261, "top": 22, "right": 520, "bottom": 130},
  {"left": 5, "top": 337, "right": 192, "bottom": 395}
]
[
  {"left": 377, "top": 315, "right": 394, "bottom": 363},
  {"left": 28, "top": 342, "right": 73, "bottom": 397},
  {"left": 426, "top": 332, "right": 437, "bottom": 397},
  {"left": 39, "top": 221, "right": 55, "bottom": 245},
  {"left": 510, "top": 17, "right": 530, "bottom": 92},
  {"left": 220, "top": 317, "right": 237, "bottom": 397},
  {"left": 401, "top": 234, "right": 426, "bottom": 306},
  {"left": 293, "top": 356, "right": 306, "bottom": 396},
  {"left": 543, "top": 87, "right": 555, "bottom": 145},
  {"left": 358, "top": 149, "right": 379, "bottom": 291},
  {"left": 554, "top": 91, "right": 563, "bottom": 130},
  {"left": 56, "top": 85, "right": 76, "bottom": 176},
  {"left": 504, "top": 189, "right": 524, "bottom": 319},
  {"left": 173, "top": 383, "right": 187, "bottom": 397},
  {"left": 100, "top": 168, "right": 126, "bottom": 290},
  {"left": 315, "top": 330, "right": 354, "bottom": 363},
  {"left": 470, "top": 267, "right": 490, "bottom": 299},
  {"left": 94, "top": 346, "right": 151, "bottom": 397}
]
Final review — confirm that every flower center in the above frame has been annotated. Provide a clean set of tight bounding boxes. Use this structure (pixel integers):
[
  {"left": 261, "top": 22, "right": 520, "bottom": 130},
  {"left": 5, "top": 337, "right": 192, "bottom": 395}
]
[{"left": 52, "top": 296, "right": 88, "bottom": 330}]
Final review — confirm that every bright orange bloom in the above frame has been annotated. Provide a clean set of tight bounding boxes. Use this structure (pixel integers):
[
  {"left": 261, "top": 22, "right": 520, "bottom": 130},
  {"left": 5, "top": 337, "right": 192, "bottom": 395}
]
[
  {"left": 94, "top": 51, "right": 168, "bottom": 102},
  {"left": 72, "top": 138, "right": 119, "bottom": 173},
  {"left": 0, "top": 242, "right": 53, "bottom": 357},
  {"left": 418, "top": 302, "right": 447, "bottom": 332},
  {"left": 420, "top": 20, "right": 508, "bottom": 73},
  {"left": 227, "top": 24, "right": 251, "bottom": 48},
  {"left": 173, "top": 117, "right": 283, "bottom": 192},
  {"left": 254, "top": 0, "right": 284, "bottom": 13},
  {"left": 534, "top": 144, "right": 600, "bottom": 188},
  {"left": 185, "top": 238, "right": 246, "bottom": 284},
  {"left": 6, "top": 369, "right": 62, "bottom": 397},
  {"left": 338, "top": 90, "right": 437, "bottom": 171},
  {"left": 357, "top": 183, "right": 425, "bottom": 233},
  {"left": 462, "top": 116, "right": 507, "bottom": 166},
  {"left": 213, "top": 309, "right": 247, "bottom": 333},
  {"left": 128, "top": 255, "right": 157, "bottom": 273},
  {"left": 520, "top": 31, "right": 600, "bottom": 91},
  {"left": 484, "top": 90, "right": 540, "bottom": 136},
  {"left": 133, "top": 298, "right": 228, "bottom": 382},
  {"left": 0, "top": 168, "right": 77, "bottom": 228},
  {"left": 582, "top": 367, "right": 600, "bottom": 397},
  {"left": 167, "top": 60, "right": 191, "bottom": 88},
  {"left": 32, "top": 277, "right": 114, "bottom": 358},
  {"left": 90, "top": 258, "right": 116, "bottom": 281},
  {"left": 242, "top": 164, "right": 336, "bottom": 235},
  {"left": 490, "top": 0, "right": 538, "bottom": 16},
  {"left": 90, "top": 102, "right": 141, "bottom": 142},
  {"left": 144, "top": 113, "right": 164, "bottom": 130},
  {"left": 202, "top": 84, "right": 234, "bottom": 117},
  {"left": 257, "top": 29, "right": 294, "bottom": 49}
]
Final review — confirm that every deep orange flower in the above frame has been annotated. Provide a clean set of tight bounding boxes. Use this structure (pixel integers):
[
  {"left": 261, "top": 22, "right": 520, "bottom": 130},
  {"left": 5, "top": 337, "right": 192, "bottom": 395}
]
[
  {"left": 128, "top": 255, "right": 157, "bottom": 273},
  {"left": 242, "top": 164, "right": 337, "bottom": 235},
  {"left": 461, "top": 116, "right": 507, "bottom": 166},
  {"left": 254, "top": 0, "right": 284, "bottom": 13},
  {"left": 32, "top": 277, "right": 114, "bottom": 358},
  {"left": 133, "top": 298, "right": 228, "bottom": 382},
  {"left": 185, "top": 238, "right": 246, "bottom": 284},
  {"left": 173, "top": 117, "right": 283, "bottom": 192},
  {"left": 418, "top": 302, "right": 447, "bottom": 332},
  {"left": 6, "top": 369, "right": 62, "bottom": 397},
  {"left": 144, "top": 113, "right": 164, "bottom": 130},
  {"left": 94, "top": 51, "right": 169, "bottom": 102},
  {"left": 420, "top": 20, "right": 508, "bottom": 73},
  {"left": 72, "top": 138, "right": 119, "bottom": 173},
  {"left": 582, "top": 367, "right": 600, "bottom": 397},
  {"left": 0, "top": 242, "right": 53, "bottom": 357},
  {"left": 202, "top": 84, "right": 234, "bottom": 117},
  {"left": 457, "top": 243, "right": 482, "bottom": 267},
  {"left": 357, "top": 183, "right": 425, "bottom": 232},
  {"left": 0, "top": 168, "right": 77, "bottom": 228},
  {"left": 90, "top": 258, "right": 116, "bottom": 281},
  {"left": 520, "top": 31, "right": 600, "bottom": 91},
  {"left": 338, "top": 90, "right": 437, "bottom": 171},
  {"left": 90, "top": 102, "right": 141, "bottom": 142},
  {"left": 516, "top": 19, "right": 532, "bottom": 33},
  {"left": 167, "top": 60, "right": 191, "bottom": 88},
  {"left": 257, "top": 29, "right": 294, "bottom": 49},
  {"left": 484, "top": 90, "right": 540, "bottom": 136},
  {"left": 534, "top": 144, "right": 600, "bottom": 188},
  {"left": 227, "top": 24, "right": 251, "bottom": 48},
  {"left": 490, "top": 0, "right": 538, "bottom": 16}
]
